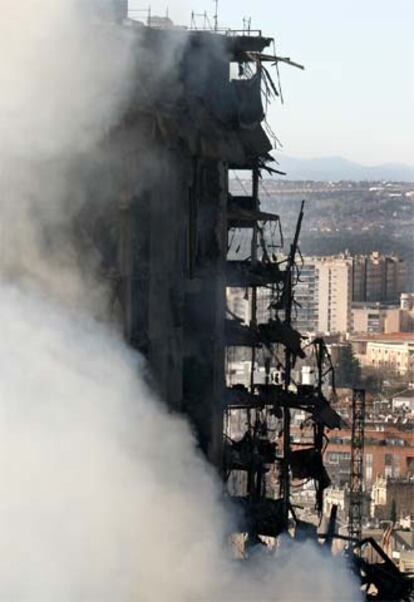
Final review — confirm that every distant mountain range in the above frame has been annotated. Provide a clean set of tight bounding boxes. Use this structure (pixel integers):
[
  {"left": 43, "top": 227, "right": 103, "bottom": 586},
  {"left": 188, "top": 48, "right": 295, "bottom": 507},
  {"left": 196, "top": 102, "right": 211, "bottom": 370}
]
[{"left": 273, "top": 155, "right": 414, "bottom": 182}]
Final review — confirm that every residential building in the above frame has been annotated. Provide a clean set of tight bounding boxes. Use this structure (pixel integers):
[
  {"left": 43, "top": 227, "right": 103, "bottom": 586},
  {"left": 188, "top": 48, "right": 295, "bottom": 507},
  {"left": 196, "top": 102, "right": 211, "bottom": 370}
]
[
  {"left": 351, "top": 333, "right": 414, "bottom": 375},
  {"left": 325, "top": 424, "right": 414, "bottom": 488},
  {"left": 228, "top": 255, "right": 410, "bottom": 337},
  {"left": 401, "top": 293, "right": 414, "bottom": 311},
  {"left": 371, "top": 477, "right": 414, "bottom": 520},
  {"left": 227, "top": 267, "right": 319, "bottom": 334},
  {"left": 293, "top": 262, "right": 319, "bottom": 333},
  {"left": 400, "top": 293, "right": 414, "bottom": 332},
  {"left": 314, "top": 255, "right": 353, "bottom": 334},
  {"left": 352, "top": 252, "right": 407, "bottom": 304},
  {"left": 352, "top": 293, "right": 414, "bottom": 334},
  {"left": 369, "top": 338, "right": 412, "bottom": 375},
  {"left": 352, "top": 303, "right": 400, "bottom": 334},
  {"left": 365, "top": 339, "right": 413, "bottom": 375}
]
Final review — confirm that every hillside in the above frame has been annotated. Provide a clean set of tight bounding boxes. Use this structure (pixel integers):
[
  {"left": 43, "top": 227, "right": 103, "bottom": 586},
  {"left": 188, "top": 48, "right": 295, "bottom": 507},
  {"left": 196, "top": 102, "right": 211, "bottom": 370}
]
[
  {"left": 273, "top": 156, "right": 414, "bottom": 182},
  {"left": 229, "top": 180, "right": 414, "bottom": 287}
]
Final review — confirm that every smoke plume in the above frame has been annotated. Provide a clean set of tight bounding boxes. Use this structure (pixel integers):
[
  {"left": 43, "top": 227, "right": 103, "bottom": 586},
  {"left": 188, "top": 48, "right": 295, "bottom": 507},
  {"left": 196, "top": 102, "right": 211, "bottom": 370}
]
[{"left": 0, "top": 1, "right": 361, "bottom": 600}]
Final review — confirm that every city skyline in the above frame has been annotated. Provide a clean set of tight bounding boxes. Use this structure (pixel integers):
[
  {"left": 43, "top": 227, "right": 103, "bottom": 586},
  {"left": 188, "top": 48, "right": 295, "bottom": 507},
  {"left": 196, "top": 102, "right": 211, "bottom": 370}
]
[{"left": 129, "top": 0, "right": 414, "bottom": 166}]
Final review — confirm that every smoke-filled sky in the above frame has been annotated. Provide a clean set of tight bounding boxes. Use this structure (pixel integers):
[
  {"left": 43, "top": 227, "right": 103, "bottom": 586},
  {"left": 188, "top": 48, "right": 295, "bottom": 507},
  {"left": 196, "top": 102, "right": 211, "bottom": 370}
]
[{"left": 130, "top": 0, "right": 414, "bottom": 166}]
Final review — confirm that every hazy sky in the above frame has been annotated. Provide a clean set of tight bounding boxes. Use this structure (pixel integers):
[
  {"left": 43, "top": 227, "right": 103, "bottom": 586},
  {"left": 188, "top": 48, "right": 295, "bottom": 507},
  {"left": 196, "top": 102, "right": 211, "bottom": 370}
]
[{"left": 129, "top": 0, "right": 414, "bottom": 166}]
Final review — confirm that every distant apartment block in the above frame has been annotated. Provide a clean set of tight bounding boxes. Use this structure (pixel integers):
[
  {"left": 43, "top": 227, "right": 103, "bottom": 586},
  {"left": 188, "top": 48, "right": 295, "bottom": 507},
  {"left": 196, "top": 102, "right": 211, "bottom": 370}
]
[
  {"left": 305, "top": 252, "right": 408, "bottom": 335},
  {"left": 352, "top": 304, "right": 400, "bottom": 334},
  {"left": 352, "top": 293, "right": 414, "bottom": 334},
  {"left": 352, "top": 251, "right": 407, "bottom": 303},
  {"left": 314, "top": 255, "right": 353, "bottom": 334},
  {"left": 324, "top": 424, "right": 414, "bottom": 488},
  {"left": 400, "top": 293, "right": 414, "bottom": 331},
  {"left": 227, "top": 253, "right": 409, "bottom": 337},
  {"left": 228, "top": 256, "right": 353, "bottom": 335},
  {"left": 293, "top": 263, "right": 319, "bottom": 333}
]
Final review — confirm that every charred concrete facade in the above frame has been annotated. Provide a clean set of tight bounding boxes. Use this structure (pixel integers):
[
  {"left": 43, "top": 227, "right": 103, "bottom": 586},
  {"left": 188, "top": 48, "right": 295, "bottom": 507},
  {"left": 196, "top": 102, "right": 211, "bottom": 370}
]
[
  {"left": 93, "top": 24, "right": 275, "bottom": 467},
  {"left": 84, "top": 19, "right": 350, "bottom": 540}
]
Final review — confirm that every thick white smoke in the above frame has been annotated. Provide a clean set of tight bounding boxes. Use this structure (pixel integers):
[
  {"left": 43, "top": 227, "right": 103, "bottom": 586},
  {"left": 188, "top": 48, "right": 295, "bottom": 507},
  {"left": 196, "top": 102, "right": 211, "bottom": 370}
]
[
  {"left": 0, "top": 285, "right": 229, "bottom": 600},
  {"left": 0, "top": 0, "right": 362, "bottom": 600},
  {"left": 0, "top": 285, "right": 360, "bottom": 601},
  {"left": 0, "top": 0, "right": 134, "bottom": 308},
  {"left": 0, "top": 0, "right": 133, "bottom": 159}
]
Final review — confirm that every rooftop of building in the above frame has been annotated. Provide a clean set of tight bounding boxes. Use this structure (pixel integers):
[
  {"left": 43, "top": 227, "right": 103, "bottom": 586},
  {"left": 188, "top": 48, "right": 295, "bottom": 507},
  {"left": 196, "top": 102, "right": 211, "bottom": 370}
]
[
  {"left": 350, "top": 332, "right": 414, "bottom": 343},
  {"left": 107, "top": 17, "right": 293, "bottom": 169},
  {"left": 301, "top": 251, "right": 406, "bottom": 263},
  {"left": 125, "top": 18, "right": 274, "bottom": 61},
  {"left": 351, "top": 302, "right": 400, "bottom": 309}
]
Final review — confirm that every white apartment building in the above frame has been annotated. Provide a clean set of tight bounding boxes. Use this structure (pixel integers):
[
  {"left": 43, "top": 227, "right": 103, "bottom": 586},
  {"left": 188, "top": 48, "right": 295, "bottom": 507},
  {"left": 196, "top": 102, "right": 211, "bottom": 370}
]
[
  {"left": 313, "top": 255, "right": 353, "bottom": 334},
  {"left": 293, "top": 263, "right": 319, "bottom": 333},
  {"left": 227, "top": 255, "right": 354, "bottom": 335},
  {"left": 227, "top": 253, "right": 411, "bottom": 336}
]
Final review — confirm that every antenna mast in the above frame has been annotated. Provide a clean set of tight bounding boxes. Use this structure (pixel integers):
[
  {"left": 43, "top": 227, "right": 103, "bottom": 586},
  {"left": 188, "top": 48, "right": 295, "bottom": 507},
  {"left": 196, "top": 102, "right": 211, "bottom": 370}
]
[{"left": 213, "top": 0, "right": 218, "bottom": 31}]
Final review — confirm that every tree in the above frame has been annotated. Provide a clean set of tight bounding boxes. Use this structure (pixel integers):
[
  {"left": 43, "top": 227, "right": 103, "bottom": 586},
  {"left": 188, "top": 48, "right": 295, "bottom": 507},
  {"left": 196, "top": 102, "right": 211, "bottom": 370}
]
[
  {"left": 360, "top": 366, "right": 384, "bottom": 396},
  {"left": 333, "top": 345, "right": 361, "bottom": 388},
  {"left": 360, "top": 365, "right": 412, "bottom": 397}
]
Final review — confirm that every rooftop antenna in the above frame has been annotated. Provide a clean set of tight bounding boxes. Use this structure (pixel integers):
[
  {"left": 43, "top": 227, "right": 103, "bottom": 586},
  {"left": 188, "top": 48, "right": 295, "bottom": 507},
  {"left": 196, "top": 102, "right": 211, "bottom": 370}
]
[
  {"left": 213, "top": 0, "right": 218, "bottom": 31},
  {"left": 242, "top": 17, "right": 252, "bottom": 34}
]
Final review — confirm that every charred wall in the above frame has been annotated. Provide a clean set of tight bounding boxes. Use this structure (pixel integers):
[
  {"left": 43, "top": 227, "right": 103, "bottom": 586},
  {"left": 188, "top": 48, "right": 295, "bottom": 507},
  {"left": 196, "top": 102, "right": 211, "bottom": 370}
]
[{"left": 82, "top": 24, "right": 273, "bottom": 468}]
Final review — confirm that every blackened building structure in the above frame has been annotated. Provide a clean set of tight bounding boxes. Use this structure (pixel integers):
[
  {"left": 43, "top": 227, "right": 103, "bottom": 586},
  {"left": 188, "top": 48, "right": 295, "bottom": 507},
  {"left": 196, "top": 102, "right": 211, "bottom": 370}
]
[
  {"left": 82, "top": 9, "right": 414, "bottom": 595},
  {"left": 95, "top": 12, "right": 279, "bottom": 469}
]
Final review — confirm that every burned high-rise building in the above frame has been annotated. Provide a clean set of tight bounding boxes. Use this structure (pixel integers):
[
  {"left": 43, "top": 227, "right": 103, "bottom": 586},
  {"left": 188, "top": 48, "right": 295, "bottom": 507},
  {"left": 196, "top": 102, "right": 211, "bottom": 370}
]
[
  {"left": 78, "top": 10, "right": 413, "bottom": 596},
  {"left": 84, "top": 12, "right": 344, "bottom": 535},
  {"left": 86, "top": 19, "right": 279, "bottom": 467}
]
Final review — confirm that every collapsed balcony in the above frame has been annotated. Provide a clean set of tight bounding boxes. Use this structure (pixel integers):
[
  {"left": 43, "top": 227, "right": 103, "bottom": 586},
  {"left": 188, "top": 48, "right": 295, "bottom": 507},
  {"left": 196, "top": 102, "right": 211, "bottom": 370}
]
[
  {"left": 225, "top": 432, "right": 276, "bottom": 471},
  {"left": 224, "top": 384, "right": 343, "bottom": 430},
  {"left": 226, "top": 260, "right": 286, "bottom": 287},
  {"left": 228, "top": 195, "right": 280, "bottom": 228}
]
